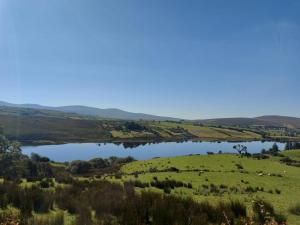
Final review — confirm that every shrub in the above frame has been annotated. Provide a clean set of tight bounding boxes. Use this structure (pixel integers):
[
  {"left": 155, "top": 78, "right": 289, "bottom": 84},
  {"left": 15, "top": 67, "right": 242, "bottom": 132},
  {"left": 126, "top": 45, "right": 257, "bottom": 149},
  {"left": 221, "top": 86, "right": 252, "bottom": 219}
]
[
  {"left": 219, "top": 184, "right": 228, "bottom": 189},
  {"left": 230, "top": 201, "right": 247, "bottom": 218},
  {"left": 0, "top": 209, "right": 21, "bottom": 225},
  {"left": 289, "top": 203, "right": 300, "bottom": 216},
  {"left": 167, "top": 167, "right": 179, "bottom": 172},
  {"left": 163, "top": 187, "right": 171, "bottom": 194},
  {"left": 68, "top": 161, "right": 91, "bottom": 174},
  {"left": 27, "top": 212, "right": 64, "bottom": 225},
  {"left": 235, "top": 163, "right": 244, "bottom": 170},
  {"left": 245, "top": 186, "right": 256, "bottom": 193},
  {"left": 114, "top": 173, "right": 122, "bottom": 179},
  {"left": 252, "top": 199, "right": 285, "bottom": 224},
  {"left": 40, "top": 178, "right": 54, "bottom": 188},
  {"left": 128, "top": 180, "right": 149, "bottom": 188}
]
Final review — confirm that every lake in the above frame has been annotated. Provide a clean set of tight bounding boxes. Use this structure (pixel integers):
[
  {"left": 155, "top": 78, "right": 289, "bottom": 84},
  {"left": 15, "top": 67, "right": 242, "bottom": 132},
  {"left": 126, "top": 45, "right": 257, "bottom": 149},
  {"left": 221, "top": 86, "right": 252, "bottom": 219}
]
[{"left": 22, "top": 141, "right": 286, "bottom": 162}]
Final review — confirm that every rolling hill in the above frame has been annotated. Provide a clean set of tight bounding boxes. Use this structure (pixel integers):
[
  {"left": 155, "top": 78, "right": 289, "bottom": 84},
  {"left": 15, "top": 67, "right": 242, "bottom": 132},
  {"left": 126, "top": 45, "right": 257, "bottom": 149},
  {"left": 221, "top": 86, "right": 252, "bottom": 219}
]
[
  {"left": 0, "top": 101, "right": 179, "bottom": 121},
  {"left": 256, "top": 115, "right": 300, "bottom": 129},
  {"left": 1, "top": 101, "right": 299, "bottom": 129},
  {"left": 197, "top": 116, "right": 300, "bottom": 129}
]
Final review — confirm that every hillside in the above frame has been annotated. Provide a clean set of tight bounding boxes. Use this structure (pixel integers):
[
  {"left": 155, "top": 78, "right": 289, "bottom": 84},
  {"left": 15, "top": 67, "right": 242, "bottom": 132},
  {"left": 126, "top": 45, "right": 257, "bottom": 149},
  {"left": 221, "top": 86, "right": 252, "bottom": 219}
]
[
  {"left": 120, "top": 152, "right": 300, "bottom": 224},
  {"left": 198, "top": 116, "right": 300, "bottom": 128},
  {"left": 0, "top": 101, "right": 180, "bottom": 121},
  {"left": 256, "top": 115, "right": 300, "bottom": 129},
  {"left": 0, "top": 106, "right": 262, "bottom": 144}
]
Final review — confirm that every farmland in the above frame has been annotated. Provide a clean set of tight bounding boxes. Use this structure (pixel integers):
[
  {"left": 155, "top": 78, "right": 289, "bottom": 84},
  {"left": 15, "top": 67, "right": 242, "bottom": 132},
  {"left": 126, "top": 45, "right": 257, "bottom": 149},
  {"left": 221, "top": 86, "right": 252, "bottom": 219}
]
[{"left": 119, "top": 151, "right": 300, "bottom": 224}]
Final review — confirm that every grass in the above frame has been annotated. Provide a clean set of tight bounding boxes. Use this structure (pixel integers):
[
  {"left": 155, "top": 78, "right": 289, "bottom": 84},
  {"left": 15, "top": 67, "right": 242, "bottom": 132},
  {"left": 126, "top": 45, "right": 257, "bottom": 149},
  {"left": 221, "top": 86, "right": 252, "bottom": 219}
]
[
  {"left": 0, "top": 112, "right": 264, "bottom": 144},
  {"left": 1, "top": 106, "right": 300, "bottom": 144},
  {"left": 30, "top": 210, "right": 75, "bottom": 225},
  {"left": 148, "top": 121, "right": 261, "bottom": 140},
  {"left": 120, "top": 153, "right": 300, "bottom": 224},
  {"left": 282, "top": 149, "right": 300, "bottom": 161}
]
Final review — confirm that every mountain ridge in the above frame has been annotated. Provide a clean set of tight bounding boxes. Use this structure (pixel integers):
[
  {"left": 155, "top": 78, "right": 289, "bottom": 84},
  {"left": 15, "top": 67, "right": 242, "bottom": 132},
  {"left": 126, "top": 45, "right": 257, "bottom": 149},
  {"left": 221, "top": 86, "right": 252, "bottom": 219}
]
[
  {"left": 0, "top": 101, "right": 180, "bottom": 121},
  {"left": 1, "top": 101, "right": 299, "bottom": 127}
]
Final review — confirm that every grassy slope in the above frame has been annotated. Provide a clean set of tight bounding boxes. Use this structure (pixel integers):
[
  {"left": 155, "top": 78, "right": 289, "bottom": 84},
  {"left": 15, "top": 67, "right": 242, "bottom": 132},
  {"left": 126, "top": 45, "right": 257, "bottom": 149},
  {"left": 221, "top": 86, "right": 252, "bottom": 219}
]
[
  {"left": 0, "top": 111, "right": 263, "bottom": 143},
  {"left": 0, "top": 114, "right": 114, "bottom": 142},
  {"left": 283, "top": 150, "right": 300, "bottom": 161},
  {"left": 1, "top": 106, "right": 299, "bottom": 143},
  {"left": 147, "top": 121, "right": 261, "bottom": 140},
  {"left": 121, "top": 153, "right": 300, "bottom": 224}
]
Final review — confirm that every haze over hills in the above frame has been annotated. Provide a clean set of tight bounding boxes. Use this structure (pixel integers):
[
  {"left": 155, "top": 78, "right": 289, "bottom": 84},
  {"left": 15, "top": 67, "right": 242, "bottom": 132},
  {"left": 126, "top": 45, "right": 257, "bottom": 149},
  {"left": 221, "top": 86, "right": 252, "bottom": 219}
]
[
  {"left": 1, "top": 101, "right": 300, "bottom": 128},
  {"left": 0, "top": 101, "right": 180, "bottom": 121}
]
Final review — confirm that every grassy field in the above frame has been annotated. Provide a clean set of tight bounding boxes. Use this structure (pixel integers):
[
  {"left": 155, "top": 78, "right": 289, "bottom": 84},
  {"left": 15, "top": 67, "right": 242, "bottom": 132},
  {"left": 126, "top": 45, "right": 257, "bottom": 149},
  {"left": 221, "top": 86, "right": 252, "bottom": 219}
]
[
  {"left": 146, "top": 121, "right": 262, "bottom": 140},
  {"left": 0, "top": 112, "right": 266, "bottom": 144},
  {"left": 283, "top": 149, "right": 300, "bottom": 161},
  {"left": 1, "top": 106, "right": 299, "bottom": 144},
  {"left": 119, "top": 152, "right": 300, "bottom": 224}
]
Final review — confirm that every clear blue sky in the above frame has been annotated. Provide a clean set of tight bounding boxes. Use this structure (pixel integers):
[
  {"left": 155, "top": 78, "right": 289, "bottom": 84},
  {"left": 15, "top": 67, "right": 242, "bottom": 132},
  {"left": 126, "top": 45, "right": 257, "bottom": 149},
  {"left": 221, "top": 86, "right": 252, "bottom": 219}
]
[{"left": 0, "top": 0, "right": 299, "bottom": 119}]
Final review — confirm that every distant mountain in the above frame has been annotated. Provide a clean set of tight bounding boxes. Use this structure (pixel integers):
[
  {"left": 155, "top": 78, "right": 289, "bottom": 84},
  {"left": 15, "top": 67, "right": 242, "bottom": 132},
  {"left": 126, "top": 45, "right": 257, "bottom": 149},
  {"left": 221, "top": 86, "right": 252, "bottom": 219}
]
[
  {"left": 0, "top": 101, "right": 180, "bottom": 121},
  {"left": 197, "top": 115, "right": 300, "bottom": 129},
  {"left": 1, "top": 101, "right": 298, "bottom": 126}
]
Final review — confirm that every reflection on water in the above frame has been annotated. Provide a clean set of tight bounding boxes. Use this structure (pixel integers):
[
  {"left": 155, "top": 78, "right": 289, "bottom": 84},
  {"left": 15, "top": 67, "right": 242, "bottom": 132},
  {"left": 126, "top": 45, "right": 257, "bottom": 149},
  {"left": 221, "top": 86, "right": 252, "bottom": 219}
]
[
  {"left": 22, "top": 141, "right": 286, "bottom": 162},
  {"left": 109, "top": 140, "right": 190, "bottom": 149}
]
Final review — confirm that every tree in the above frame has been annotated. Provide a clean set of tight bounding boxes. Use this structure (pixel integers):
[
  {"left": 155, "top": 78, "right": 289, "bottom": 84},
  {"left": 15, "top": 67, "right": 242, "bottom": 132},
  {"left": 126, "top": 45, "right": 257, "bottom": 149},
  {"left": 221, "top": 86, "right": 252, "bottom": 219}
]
[
  {"left": 0, "top": 135, "right": 9, "bottom": 154},
  {"left": 0, "top": 135, "right": 21, "bottom": 155},
  {"left": 271, "top": 143, "right": 279, "bottom": 152},
  {"left": 233, "top": 144, "right": 248, "bottom": 156},
  {"left": 31, "top": 153, "right": 50, "bottom": 162},
  {"left": 68, "top": 161, "right": 91, "bottom": 174},
  {"left": 0, "top": 136, "right": 24, "bottom": 180}
]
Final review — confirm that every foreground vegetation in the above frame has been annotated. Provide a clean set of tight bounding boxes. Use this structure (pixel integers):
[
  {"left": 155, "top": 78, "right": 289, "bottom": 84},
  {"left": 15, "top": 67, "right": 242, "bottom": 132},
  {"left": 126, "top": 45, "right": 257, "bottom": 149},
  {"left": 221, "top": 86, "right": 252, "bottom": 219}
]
[
  {"left": 118, "top": 149, "right": 300, "bottom": 224},
  {"left": 1, "top": 133, "right": 300, "bottom": 224}
]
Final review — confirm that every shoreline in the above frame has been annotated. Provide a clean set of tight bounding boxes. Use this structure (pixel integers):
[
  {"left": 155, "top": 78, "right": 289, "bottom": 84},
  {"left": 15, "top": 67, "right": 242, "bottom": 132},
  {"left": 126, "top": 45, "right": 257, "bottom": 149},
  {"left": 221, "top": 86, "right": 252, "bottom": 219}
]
[{"left": 18, "top": 136, "right": 294, "bottom": 147}]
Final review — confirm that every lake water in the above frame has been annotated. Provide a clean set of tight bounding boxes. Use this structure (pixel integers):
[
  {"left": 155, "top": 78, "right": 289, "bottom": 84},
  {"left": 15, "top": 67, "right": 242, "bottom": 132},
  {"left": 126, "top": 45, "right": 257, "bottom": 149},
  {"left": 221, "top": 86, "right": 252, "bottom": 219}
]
[{"left": 22, "top": 141, "right": 286, "bottom": 162}]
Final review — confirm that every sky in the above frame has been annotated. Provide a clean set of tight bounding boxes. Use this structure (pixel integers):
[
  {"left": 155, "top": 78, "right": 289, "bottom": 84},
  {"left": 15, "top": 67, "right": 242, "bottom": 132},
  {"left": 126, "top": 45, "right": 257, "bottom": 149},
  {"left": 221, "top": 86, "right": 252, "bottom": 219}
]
[{"left": 0, "top": 0, "right": 299, "bottom": 119}]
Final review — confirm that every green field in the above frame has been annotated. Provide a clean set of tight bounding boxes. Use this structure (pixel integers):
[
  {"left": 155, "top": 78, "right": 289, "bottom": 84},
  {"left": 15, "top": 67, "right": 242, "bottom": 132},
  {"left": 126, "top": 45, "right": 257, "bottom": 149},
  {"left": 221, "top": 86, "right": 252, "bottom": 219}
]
[
  {"left": 283, "top": 149, "right": 300, "bottom": 161},
  {"left": 119, "top": 152, "right": 300, "bottom": 224},
  {"left": 2, "top": 106, "right": 300, "bottom": 144},
  {"left": 1, "top": 130, "right": 300, "bottom": 224},
  {"left": 0, "top": 112, "right": 264, "bottom": 144}
]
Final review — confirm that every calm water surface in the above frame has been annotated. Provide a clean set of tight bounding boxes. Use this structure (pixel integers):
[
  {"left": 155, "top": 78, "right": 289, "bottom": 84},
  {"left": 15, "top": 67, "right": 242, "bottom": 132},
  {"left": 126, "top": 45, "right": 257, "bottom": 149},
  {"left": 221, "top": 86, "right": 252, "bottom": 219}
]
[{"left": 22, "top": 141, "right": 285, "bottom": 162}]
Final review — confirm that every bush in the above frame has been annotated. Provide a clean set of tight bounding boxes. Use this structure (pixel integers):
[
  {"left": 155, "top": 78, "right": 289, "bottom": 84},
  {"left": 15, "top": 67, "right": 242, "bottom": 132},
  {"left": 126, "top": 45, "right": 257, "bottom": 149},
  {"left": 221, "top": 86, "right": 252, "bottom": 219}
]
[
  {"left": 0, "top": 209, "right": 21, "bottom": 225},
  {"left": 68, "top": 160, "right": 91, "bottom": 174},
  {"left": 285, "top": 142, "right": 300, "bottom": 150},
  {"left": 114, "top": 173, "right": 122, "bottom": 179},
  {"left": 275, "top": 189, "right": 281, "bottom": 194},
  {"left": 163, "top": 187, "right": 171, "bottom": 194},
  {"left": 0, "top": 179, "right": 286, "bottom": 225},
  {"left": 289, "top": 203, "right": 300, "bottom": 216},
  {"left": 235, "top": 163, "right": 244, "bottom": 170},
  {"left": 230, "top": 201, "right": 247, "bottom": 218},
  {"left": 252, "top": 199, "right": 286, "bottom": 224},
  {"left": 127, "top": 180, "right": 149, "bottom": 188},
  {"left": 27, "top": 212, "right": 64, "bottom": 225},
  {"left": 150, "top": 179, "right": 186, "bottom": 190},
  {"left": 252, "top": 153, "right": 270, "bottom": 160},
  {"left": 245, "top": 186, "right": 256, "bottom": 193},
  {"left": 40, "top": 178, "right": 54, "bottom": 188}
]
